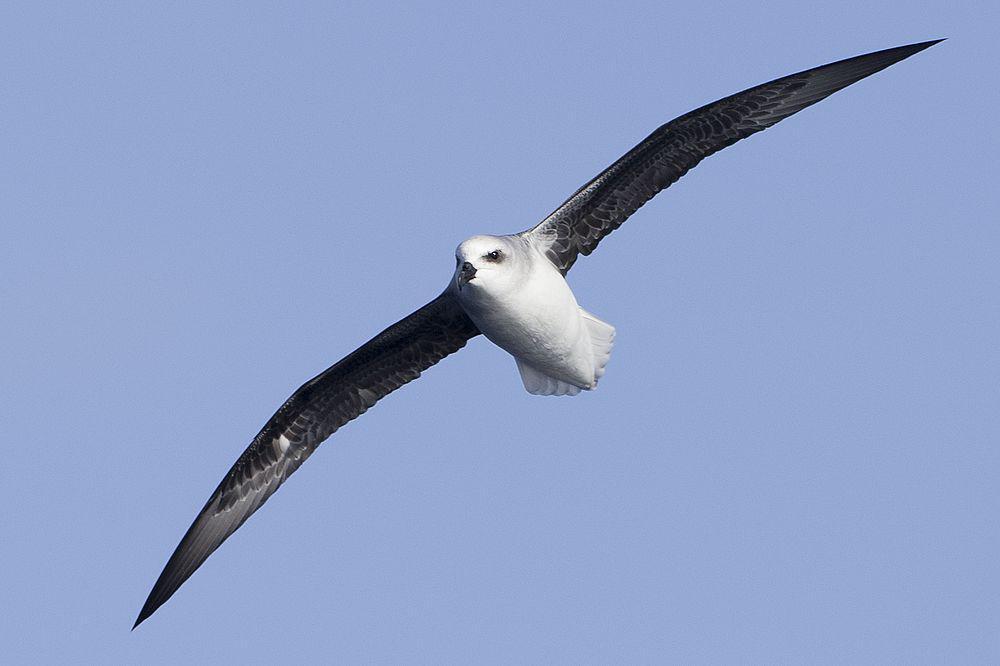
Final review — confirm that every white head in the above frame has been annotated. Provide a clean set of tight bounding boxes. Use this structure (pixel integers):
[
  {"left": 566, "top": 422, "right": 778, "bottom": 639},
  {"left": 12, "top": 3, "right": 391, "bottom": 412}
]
[{"left": 453, "top": 235, "right": 525, "bottom": 298}]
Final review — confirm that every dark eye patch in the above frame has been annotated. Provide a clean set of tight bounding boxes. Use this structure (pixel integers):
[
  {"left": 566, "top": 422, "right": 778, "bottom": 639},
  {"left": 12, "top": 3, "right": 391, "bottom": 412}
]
[{"left": 484, "top": 249, "right": 503, "bottom": 262}]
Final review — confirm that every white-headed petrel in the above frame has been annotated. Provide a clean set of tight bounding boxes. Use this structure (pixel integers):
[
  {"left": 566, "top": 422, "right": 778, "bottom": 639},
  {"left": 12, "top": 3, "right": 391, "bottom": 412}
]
[{"left": 135, "top": 40, "right": 941, "bottom": 627}]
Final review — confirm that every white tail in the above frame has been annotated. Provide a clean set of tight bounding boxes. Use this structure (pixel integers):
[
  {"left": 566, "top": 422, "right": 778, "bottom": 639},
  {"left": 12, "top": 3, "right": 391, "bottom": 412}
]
[
  {"left": 514, "top": 307, "right": 615, "bottom": 396},
  {"left": 580, "top": 307, "right": 615, "bottom": 384},
  {"left": 516, "top": 358, "right": 584, "bottom": 396}
]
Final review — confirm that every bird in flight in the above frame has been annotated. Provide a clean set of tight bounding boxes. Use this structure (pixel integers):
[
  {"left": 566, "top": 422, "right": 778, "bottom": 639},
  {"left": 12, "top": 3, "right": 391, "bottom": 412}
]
[{"left": 135, "top": 40, "right": 941, "bottom": 627}]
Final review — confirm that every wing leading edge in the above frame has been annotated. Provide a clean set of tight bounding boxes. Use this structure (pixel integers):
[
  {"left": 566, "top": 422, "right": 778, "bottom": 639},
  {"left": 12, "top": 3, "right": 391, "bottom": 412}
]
[
  {"left": 136, "top": 39, "right": 941, "bottom": 628},
  {"left": 524, "top": 40, "right": 942, "bottom": 274},
  {"left": 134, "top": 291, "right": 479, "bottom": 628}
]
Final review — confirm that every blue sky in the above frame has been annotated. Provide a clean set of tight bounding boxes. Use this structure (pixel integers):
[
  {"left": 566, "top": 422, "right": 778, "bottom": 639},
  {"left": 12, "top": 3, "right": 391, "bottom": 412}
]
[{"left": 2, "top": 1, "right": 997, "bottom": 663}]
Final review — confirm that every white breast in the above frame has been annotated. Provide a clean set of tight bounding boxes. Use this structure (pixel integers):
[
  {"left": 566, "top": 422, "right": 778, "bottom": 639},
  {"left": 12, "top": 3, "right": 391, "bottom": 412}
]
[{"left": 457, "top": 245, "right": 600, "bottom": 390}]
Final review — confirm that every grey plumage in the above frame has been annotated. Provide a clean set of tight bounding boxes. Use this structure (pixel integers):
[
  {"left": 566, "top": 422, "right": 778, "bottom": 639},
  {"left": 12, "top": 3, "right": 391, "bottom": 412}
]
[
  {"left": 134, "top": 293, "right": 478, "bottom": 628},
  {"left": 135, "top": 40, "right": 940, "bottom": 628},
  {"left": 524, "top": 40, "right": 942, "bottom": 274}
]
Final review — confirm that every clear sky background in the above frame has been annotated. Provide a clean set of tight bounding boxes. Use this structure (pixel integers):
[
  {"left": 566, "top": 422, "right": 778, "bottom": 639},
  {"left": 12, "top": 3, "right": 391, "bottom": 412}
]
[{"left": 2, "top": 1, "right": 997, "bottom": 663}]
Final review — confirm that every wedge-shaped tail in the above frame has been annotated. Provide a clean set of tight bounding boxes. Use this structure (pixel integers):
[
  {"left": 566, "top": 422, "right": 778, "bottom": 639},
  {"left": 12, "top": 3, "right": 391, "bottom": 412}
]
[
  {"left": 582, "top": 308, "right": 615, "bottom": 384},
  {"left": 515, "top": 308, "right": 615, "bottom": 396}
]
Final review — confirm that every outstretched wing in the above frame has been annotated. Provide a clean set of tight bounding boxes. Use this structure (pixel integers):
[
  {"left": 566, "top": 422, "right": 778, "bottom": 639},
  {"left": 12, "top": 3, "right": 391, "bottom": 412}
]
[
  {"left": 523, "top": 40, "right": 941, "bottom": 274},
  {"left": 134, "top": 291, "right": 479, "bottom": 628}
]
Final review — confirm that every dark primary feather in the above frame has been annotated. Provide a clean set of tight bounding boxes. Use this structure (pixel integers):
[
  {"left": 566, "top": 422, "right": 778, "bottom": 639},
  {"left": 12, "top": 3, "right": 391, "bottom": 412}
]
[
  {"left": 524, "top": 40, "right": 942, "bottom": 275},
  {"left": 136, "top": 40, "right": 940, "bottom": 629},
  {"left": 134, "top": 292, "right": 479, "bottom": 628}
]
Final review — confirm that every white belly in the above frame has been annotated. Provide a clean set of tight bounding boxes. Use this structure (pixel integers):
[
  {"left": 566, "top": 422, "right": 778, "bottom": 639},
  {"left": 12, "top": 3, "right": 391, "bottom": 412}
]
[{"left": 459, "top": 258, "right": 596, "bottom": 388}]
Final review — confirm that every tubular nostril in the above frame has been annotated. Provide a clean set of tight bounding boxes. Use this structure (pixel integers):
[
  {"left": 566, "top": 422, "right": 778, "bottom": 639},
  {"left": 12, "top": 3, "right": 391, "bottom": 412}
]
[{"left": 462, "top": 261, "right": 475, "bottom": 273}]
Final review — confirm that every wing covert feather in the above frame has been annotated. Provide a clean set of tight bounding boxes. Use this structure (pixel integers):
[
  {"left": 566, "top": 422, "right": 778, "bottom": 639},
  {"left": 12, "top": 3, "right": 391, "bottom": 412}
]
[
  {"left": 136, "top": 40, "right": 941, "bottom": 628},
  {"left": 135, "top": 291, "right": 478, "bottom": 627},
  {"left": 524, "top": 40, "right": 941, "bottom": 274}
]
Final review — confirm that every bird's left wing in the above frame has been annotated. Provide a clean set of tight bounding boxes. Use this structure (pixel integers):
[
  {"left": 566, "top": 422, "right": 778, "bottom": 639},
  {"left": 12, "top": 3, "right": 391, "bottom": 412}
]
[
  {"left": 522, "top": 40, "right": 941, "bottom": 274},
  {"left": 134, "top": 290, "right": 478, "bottom": 628}
]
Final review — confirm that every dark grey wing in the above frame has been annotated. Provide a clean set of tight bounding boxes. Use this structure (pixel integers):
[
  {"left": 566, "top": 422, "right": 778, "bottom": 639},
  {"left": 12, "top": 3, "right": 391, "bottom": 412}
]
[
  {"left": 134, "top": 291, "right": 479, "bottom": 628},
  {"left": 523, "top": 40, "right": 942, "bottom": 274}
]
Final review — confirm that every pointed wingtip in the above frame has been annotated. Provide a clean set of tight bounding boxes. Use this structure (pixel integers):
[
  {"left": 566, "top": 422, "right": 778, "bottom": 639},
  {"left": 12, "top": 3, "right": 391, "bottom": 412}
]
[
  {"left": 881, "top": 39, "right": 945, "bottom": 61},
  {"left": 133, "top": 597, "right": 158, "bottom": 631},
  {"left": 878, "top": 39, "right": 945, "bottom": 60},
  {"left": 907, "top": 38, "right": 946, "bottom": 52}
]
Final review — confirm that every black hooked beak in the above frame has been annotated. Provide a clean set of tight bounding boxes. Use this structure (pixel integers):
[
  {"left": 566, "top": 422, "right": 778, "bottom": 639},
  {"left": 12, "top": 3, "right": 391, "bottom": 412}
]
[{"left": 457, "top": 261, "right": 477, "bottom": 290}]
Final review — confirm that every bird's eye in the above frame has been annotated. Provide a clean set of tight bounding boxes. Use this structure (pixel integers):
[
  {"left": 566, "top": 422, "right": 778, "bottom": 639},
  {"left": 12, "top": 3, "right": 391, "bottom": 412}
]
[{"left": 485, "top": 249, "right": 503, "bottom": 262}]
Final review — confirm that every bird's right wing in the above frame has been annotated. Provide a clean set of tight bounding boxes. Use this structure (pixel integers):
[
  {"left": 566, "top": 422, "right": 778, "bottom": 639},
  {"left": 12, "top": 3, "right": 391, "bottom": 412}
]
[
  {"left": 135, "top": 290, "right": 479, "bottom": 628},
  {"left": 522, "top": 40, "right": 942, "bottom": 274}
]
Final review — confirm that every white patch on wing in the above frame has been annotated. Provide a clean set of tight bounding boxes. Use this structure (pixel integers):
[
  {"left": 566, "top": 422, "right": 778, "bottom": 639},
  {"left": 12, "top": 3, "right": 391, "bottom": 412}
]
[{"left": 276, "top": 434, "right": 291, "bottom": 454}]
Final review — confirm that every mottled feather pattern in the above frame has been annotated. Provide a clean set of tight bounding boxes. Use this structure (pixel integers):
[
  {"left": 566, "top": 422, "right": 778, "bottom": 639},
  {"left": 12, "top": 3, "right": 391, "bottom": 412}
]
[
  {"left": 526, "top": 41, "right": 941, "bottom": 274},
  {"left": 135, "top": 292, "right": 479, "bottom": 627},
  {"left": 218, "top": 292, "right": 477, "bottom": 509},
  {"left": 136, "top": 39, "right": 940, "bottom": 629}
]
